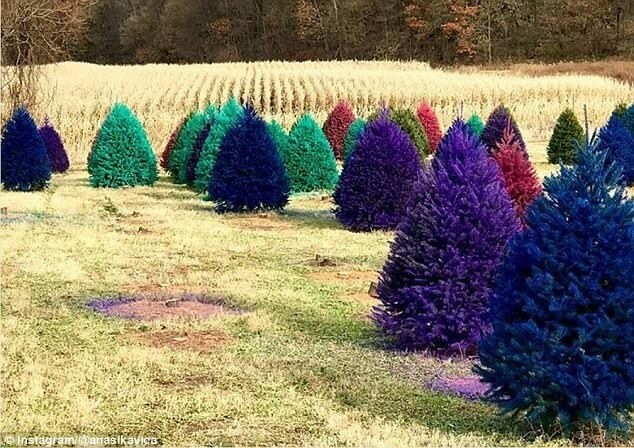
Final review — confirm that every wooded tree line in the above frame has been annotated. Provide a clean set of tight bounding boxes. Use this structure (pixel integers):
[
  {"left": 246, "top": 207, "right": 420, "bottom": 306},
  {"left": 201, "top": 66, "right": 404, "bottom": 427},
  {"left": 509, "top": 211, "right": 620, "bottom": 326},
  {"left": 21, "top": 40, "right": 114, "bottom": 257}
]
[{"left": 2, "top": 0, "right": 633, "bottom": 67}]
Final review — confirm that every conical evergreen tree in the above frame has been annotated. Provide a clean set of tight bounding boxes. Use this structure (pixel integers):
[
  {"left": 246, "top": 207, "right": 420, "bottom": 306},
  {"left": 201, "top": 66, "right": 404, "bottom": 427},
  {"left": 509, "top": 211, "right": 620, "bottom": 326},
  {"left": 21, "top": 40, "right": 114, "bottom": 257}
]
[
  {"left": 170, "top": 105, "right": 217, "bottom": 184},
  {"left": 267, "top": 119, "right": 289, "bottom": 157},
  {"left": 39, "top": 118, "right": 69, "bottom": 173},
  {"left": 494, "top": 127, "right": 542, "bottom": 221},
  {"left": 481, "top": 105, "right": 527, "bottom": 157},
  {"left": 160, "top": 119, "right": 184, "bottom": 171},
  {"left": 1, "top": 106, "right": 52, "bottom": 191},
  {"left": 611, "top": 103, "right": 634, "bottom": 134},
  {"left": 597, "top": 114, "right": 634, "bottom": 185},
  {"left": 88, "top": 103, "right": 157, "bottom": 188},
  {"left": 194, "top": 98, "right": 244, "bottom": 193},
  {"left": 333, "top": 114, "right": 423, "bottom": 232},
  {"left": 284, "top": 114, "right": 339, "bottom": 193},
  {"left": 323, "top": 100, "right": 356, "bottom": 160},
  {"left": 167, "top": 111, "right": 205, "bottom": 180},
  {"left": 476, "top": 141, "right": 634, "bottom": 434},
  {"left": 391, "top": 108, "right": 430, "bottom": 159},
  {"left": 416, "top": 101, "right": 442, "bottom": 152},
  {"left": 373, "top": 119, "right": 519, "bottom": 353},
  {"left": 466, "top": 114, "right": 485, "bottom": 137},
  {"left": 208, "top": 106, "right": 289, "bottom": 213},
  {"left": 343, "top": 118, "right": 366, "bottom": 160},
  {"left": 546, "top": 108, "right": 585, "bottom": 164},
  {"left": 185, "top": 119, "right": 214, "bottom": 186}
]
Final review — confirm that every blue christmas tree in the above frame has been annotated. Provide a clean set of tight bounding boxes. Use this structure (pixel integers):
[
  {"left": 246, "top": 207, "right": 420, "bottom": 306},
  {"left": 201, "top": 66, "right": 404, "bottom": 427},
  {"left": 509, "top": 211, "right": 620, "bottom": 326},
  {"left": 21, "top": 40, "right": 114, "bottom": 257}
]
[
  {"left": 208, "top": 106, "right": 289, "bottom": 213},
  {"left": 476, "top": 140, "right": 634, "bottom": 435},
  {"left": 1, "top": 107, "right": 52, "bottom": 191},
  {"left": 596, "top": 114, "right": 634, "bottom": 185}
]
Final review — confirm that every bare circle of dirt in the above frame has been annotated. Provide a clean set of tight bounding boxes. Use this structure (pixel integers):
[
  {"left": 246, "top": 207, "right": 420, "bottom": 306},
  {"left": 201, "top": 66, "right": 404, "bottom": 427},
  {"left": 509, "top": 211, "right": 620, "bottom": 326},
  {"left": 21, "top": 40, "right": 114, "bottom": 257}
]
[
  {"left": 87, "top": 292, "right": 242, "bottom": 321},
  {"left": 129, "top": 330, "right": 231, "bottom": 353}
]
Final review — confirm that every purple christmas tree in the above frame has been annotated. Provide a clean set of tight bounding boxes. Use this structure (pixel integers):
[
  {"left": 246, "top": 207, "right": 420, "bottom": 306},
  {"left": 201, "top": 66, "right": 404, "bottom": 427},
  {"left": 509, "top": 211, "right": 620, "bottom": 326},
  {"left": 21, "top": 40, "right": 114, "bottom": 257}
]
[
  {"left": 373, "top": 119, "right": 520, "bottom": 354},
  {"left": 39, "top": 118, "right": 69, "bottom": 173},
  {"left": 481, "top": 105, "right": 527, "bottom": 157},
  {"left": 333, "top": 114, "right": 423, "bottom": 232}
]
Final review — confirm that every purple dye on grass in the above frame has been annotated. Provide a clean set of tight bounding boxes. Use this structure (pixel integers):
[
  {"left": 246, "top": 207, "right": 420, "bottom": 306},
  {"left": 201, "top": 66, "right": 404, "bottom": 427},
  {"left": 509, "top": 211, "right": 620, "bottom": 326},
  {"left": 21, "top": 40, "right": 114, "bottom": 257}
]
[
  {"left": 86, "top": 293, "right": 239, "bottom": 320},
  {"left": 430, "top": 375, "right": 490, "bottom": 401}
]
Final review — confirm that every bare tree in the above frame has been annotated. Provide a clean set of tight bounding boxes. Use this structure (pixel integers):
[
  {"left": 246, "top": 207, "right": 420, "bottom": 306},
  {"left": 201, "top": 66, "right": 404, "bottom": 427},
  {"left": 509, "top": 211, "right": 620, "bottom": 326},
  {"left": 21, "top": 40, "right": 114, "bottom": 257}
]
[{"left": 1, "top": 0, "right": 94, "bottom": 115}]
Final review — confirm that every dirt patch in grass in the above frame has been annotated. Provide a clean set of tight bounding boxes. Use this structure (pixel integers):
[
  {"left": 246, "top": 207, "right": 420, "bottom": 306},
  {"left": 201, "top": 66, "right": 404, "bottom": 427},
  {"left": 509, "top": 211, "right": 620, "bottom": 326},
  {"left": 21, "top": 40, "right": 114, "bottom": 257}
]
[
  {"left": 124, "top": 283, "right": 209, "bottom": 295},
  {"left": 309, "top": 270, "right": 378, "bottom": 284},
  {"left": 106, "top": 300, "right": 228, "bottom": 320},
  {"left": 130, "top": 329, "right": 231, "bottom": 352},
  {"left": 88, "top": 292, "right": 242, "bottom": 321},
  {"left": 225, "top": 213, "right": 294, "bottom": 231}
]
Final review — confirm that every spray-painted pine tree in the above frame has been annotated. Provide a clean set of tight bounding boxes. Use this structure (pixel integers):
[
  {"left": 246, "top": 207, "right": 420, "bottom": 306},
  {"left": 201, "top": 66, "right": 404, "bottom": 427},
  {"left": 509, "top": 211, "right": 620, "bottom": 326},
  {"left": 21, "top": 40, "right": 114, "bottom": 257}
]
[
  {"left": 374, "top": 119, "right": 519, "bottom": 353},
  {"left": 88, "top": 103, "right": 157, "bottom": 188},
  {"left": 482, "top": 105, "right": 527, "bottom": 157},
  {"left": 39, "top": 118, "right": 69, "bottom": 173},
  {"left": 334, "top": 113, "right": 423, "bottom": 232},
  {"left": 343, "top": 118, "right": 366, "bottom": 160},
  {"left": 494, "top": 127, "right": 542, "bottom": 221},
  {"left": 194, "top": 98, "right": 244, "bottom": 194},
  {"left": 597, "top": 114, "right": 634, "bottom": 185},
  {"left": 476, "top": 141, "right": 634, "bottom": 435},
  {"left": 1, "top": 107, "right": 52, "bottom": 191},
  {"left": 416, "top": 101, "right": 442, "bottom": 152},
  {"left": 323, "top": 100, "right": 356, "bottom": 160},
  {"left": 284, "top": 114, "right": 339, "bottom": 193},
  {"left": 160, "top": 119, "right": 184, "bottom": 172},
  {"left": 208, "top": 106, "right": 289, "bottom": 213}
]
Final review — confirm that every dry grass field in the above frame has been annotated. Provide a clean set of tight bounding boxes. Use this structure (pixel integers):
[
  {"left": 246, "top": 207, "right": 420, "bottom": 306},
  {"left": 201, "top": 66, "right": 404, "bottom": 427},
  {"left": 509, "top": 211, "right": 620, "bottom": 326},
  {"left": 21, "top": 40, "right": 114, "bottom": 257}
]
[
  {"left": 9, "top": 60, "right": 632, "bottom": 165},
  {"left": 2, "top": 169, "right": 580, "bottom": 447},
  {"left": 1, "top": 61, "right": 632, "bottom": 446}
]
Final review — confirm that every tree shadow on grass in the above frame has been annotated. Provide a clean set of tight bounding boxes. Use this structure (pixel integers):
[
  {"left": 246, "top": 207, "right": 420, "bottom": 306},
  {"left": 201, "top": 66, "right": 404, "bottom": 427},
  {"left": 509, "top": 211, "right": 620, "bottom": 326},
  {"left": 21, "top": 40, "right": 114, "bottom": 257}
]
[
  {"left": 280, "top": 208, "right": 341, "bottom": 230},
  {"left": 262, "top": 290, "right": 535, "bottom": 443}
]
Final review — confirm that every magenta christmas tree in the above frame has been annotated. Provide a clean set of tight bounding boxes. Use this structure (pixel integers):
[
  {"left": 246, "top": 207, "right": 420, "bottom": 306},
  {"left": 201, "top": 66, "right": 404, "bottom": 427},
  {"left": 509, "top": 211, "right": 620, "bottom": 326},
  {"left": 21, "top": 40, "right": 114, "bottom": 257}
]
[
  {"left": 333, "top": 113, "right": 423, "bottom": 232},
  {"left": 373, "top": 119, "right": 519, "bottom": 354}
]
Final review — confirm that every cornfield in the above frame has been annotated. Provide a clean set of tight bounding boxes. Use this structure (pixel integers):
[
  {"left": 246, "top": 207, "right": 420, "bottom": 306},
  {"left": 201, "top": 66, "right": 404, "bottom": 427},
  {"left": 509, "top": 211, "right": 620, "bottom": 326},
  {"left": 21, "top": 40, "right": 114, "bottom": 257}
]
[{"left": 5, "top": 60, "right": 632, "bottom": 164}]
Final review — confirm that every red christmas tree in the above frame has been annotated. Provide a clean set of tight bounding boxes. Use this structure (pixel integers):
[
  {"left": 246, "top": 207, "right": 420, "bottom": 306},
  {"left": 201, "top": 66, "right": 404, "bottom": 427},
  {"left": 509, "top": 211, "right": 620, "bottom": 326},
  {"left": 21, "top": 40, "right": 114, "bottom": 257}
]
[
  {"left": 160, "top": 120, "right": 184, "bottom": 171},
  {"left": 323, "top": 101, "right": 355, "bottom": 160},
  {"left": 416, "top": 101, "right": 442, "bottom": 152},
  {"left": 494, "top": 127, "right": 542, "bottom": 221}
]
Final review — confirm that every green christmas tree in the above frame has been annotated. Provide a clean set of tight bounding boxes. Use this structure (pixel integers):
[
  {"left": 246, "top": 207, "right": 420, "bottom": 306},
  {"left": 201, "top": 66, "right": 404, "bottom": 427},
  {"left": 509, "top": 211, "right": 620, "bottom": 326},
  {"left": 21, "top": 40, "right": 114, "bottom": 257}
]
[
  {"left": 193, "top": 98, "right": 244, "bottom": 194},
  {"left": 466, "top": 114, "right": 485, "bottom": 137},
  {"left": 88, "top": 103, "right": 157, "bottom": 188},
  {"left": 391, "top": 108, "right": 429, "bottom": 159},
  {"left": 547, "top": 108, "right": 584, "bottom": 165},
  {"left": 168, "top": 105, "right": 216, "bottom": 183},
  {"left": 285, "top": 114, "right": 339, "bottom": 193},
  {"left": 343, "top": 118, "right": 366, "bottom": 160},
  {"left": 267, "top": 119, "right": 289, "bottom": 157}
]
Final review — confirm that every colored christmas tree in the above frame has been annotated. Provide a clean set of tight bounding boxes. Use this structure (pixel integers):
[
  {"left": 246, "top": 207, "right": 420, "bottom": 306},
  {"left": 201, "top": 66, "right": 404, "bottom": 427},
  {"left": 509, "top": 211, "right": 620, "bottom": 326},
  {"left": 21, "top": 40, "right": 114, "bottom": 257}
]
[
  {"left": 208, "top": 106, "right": 290, "bottom": 213},
  {"left": 476, "top": 141, "right": 634, "bottom": 435},
  {"left": 88, "top": 103, "right": 157, "bottom": 188},
  {"left": 333, "top": 114, "right": 423, "bottom": 231},
  {"left": 481, "top": 105, "right": 527, "bottom": 157},
  {"left": 416, "top": 101, "right": 442, "bottom": 152},
  {"left": 374, "top": 119, "right": 519, "bottom": 353},
  {"left": 284, "top": 114, "right": 339, "bottom": 193},
  {"left": 323, "top": 100, "right": 356, "bottom": 160},
  {"left": 39, "top": 118, "right": 69, "bottom": 173},
  {"left": 1, "top": 106, "right": 52, "bottom": 191}
]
